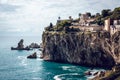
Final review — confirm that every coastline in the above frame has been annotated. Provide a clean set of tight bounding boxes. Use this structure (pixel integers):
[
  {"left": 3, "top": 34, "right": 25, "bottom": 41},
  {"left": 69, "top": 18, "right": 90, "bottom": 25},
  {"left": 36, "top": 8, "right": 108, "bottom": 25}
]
[{"left": 41, "top": 30, "right": 120, "bottom": 79}]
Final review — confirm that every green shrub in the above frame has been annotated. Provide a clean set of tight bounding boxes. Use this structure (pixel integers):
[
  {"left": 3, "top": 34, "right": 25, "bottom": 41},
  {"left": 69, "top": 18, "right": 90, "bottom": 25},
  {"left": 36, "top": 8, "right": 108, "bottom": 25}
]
[
  {"left": 55, "top": 20, "right": 71, "bottom": 31},
  {"left": 45, "top": 26, "right": 54, "bottom": 31}
]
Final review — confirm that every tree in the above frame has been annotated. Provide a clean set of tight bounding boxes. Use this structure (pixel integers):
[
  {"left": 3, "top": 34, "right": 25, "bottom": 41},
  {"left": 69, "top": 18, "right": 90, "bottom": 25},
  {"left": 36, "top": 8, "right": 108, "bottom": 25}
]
[
  {"left": 96, "top": 13, "right": 101, "bottom": 17},
  {"left": 69, "top": 16, "right": 72, "bottom": 20},
  {"left": 69, "top": 16, "right": 73, "bottom": 21},
  {"left": 101, "top": 9, "right": 111, "bottom": 17},
  {"left": 96, "top": 19, "right": 104, "bottom": 26},
  {"left": 58, "top": 16, "right": 61, "bottom": 20},
  {"left": 79, "top": 13, "right": 81, "bottom": 17},
  {"left": 111, "top": 7, "right": 120, "bottom": 19},
  {"left": 45, "top": 23, "right": 54, "bottom": 31},
  {"left": 91, "top": 15, "right": 95, "bottom": 18},
  {"left": 86, "top": 12, "right": 91, "bottom": 17},
  {"left": 55, "top": 20, "right": 71, "bottom": 31},
  {"left": 50, "top": 22, "right": 53, "bottom": 28}
]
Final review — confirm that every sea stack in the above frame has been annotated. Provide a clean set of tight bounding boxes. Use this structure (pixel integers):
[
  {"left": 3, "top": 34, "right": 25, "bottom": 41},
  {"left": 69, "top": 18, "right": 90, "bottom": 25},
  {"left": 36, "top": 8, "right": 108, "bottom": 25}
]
[
  {"left": 17, "top": 39, "right": 24, "bottom": 49},
  {"left": 11, "top": 39, "right": 30, "bottom": 50}
]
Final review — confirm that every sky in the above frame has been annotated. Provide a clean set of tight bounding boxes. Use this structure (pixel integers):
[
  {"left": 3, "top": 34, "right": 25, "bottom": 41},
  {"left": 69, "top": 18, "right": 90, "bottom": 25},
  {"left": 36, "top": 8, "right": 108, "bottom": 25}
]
[{"left": 0, "top": 0, "right": 120, "bottom": 36}]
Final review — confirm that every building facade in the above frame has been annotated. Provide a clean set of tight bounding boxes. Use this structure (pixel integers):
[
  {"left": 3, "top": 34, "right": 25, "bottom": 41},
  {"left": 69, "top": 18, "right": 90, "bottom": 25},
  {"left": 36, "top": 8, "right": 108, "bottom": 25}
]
[{"left": 104, "top": 18, "right": 120, "bottom": 34}]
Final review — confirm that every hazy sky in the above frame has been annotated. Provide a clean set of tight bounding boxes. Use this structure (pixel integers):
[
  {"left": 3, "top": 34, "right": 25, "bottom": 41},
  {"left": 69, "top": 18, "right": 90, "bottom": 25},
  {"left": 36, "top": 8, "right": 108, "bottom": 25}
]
[{"left": 0, "top": 0, "right": 120, "bottom": 36}]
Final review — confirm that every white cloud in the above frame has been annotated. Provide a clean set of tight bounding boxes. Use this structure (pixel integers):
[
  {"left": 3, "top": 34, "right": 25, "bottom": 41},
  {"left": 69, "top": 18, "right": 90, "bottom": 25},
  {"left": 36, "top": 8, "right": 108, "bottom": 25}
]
[{"left": 0, "top": 0, "right": 120, "bottom": 36}]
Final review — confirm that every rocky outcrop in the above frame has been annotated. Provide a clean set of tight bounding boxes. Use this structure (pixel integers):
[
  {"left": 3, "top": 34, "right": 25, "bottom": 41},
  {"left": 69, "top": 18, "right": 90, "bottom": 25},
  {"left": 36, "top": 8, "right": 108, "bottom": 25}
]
[
  {"left": 11, "top": 39, "right": 42, "bottom": 50},
  {"left": 27, "top": 52, "right": 37, "bottom": 59},
  {"left": 17, "top": 39, "right": 24, "bottom": 48},
  {"left": 11, "top": 39, "right": 31, "bottom": 50},
  {"left": 41, "top": 31, "right": 120, "bottom": 68},
  {"left": 29, "top": 43, "right": 40, "bottom": 48},
  {"left": 84, "top": 71, "right": 92, "bottom": 75}
]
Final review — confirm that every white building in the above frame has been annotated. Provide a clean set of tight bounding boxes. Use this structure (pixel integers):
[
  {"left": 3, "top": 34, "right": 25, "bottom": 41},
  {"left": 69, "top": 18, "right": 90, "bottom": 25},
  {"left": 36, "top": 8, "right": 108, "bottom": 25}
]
[{"left": 104, "top": 18, "right": 120, "bottom": 34}]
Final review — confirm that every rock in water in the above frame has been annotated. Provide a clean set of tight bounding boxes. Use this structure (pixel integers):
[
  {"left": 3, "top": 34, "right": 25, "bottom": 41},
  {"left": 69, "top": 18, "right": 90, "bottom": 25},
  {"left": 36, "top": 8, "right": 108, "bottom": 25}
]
[
  {"left": 27, "top": 52, "right": 37, "bottom": 59},
  {"left": 29, "top": 43, "right": 40, "bottom": 48},
  {"left": 17, "top": 39, "right": 24, "bottom": 49},
  {"left": 93, "top": 71, "right": 99, "bottom": 76},
  {"left": 11, "top": 39, "right": 31, "bottom": 50},
  {"left": 84, "top": 71, "right": 92, "bottom": 75}
]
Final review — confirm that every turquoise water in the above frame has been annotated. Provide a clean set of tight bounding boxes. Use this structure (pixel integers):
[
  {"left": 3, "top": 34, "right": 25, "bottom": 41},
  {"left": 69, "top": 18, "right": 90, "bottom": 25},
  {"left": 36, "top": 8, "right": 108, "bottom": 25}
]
[{"left": 0, "top": 36, "right": 94, "bottom": 80}]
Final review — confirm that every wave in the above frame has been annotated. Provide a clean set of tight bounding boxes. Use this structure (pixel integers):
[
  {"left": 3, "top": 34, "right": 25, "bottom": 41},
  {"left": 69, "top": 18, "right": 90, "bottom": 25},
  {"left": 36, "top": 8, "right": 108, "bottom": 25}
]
[
  {"left": 86, "top": 69, "right": 105, "bottom": 80},
  {"left": 54, "top": 73, "right": 84, "bottom": 80},
  {"left": 32, "top": 77, "right": 42, "bottom": 80},
  {"left": 61, "top": 66, "right": 84, "bottom": 72},
  {"left": 61, "top": 66, "right": 74, "bottom": 70},
  {"left": 36, "top": 58, "right": 43, "bottom": 61},
  {"left": 17, "top": 56, "right": 26, "bottom": 59}
]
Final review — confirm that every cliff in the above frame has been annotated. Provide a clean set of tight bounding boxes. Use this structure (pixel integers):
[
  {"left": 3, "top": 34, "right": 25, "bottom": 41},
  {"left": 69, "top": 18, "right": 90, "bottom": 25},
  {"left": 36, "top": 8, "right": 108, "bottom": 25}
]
[{"left": 41, "top": 31, "right": 120, "bottom": 68}]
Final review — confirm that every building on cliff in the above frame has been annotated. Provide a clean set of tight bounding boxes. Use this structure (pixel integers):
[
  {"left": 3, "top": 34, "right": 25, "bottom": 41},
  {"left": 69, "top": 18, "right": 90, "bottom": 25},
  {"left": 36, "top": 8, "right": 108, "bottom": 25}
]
[
  {"left": 70, "top": 13, "right": 103, "bottom": 32},
  {"left": 71, "top": 15, "right": 120, "bottom": 33},
  {"left": 79, "top": 13, "right": 96, "bottom": 27},
  {"left": 104, "top": 18, "right": 120, "bottom": 34},
  {"left": 56, "top": 13, "right": 120, "bottom": 33}
]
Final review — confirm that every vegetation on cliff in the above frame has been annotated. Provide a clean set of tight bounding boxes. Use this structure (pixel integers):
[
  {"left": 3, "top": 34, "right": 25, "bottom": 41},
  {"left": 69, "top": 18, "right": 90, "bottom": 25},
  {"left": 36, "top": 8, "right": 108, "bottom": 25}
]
[
  {"left": 45, "top": 7, "right": 120, "bottom": 30},
  {"left": 76, "top": 7, "right": 120, "bottom": 26},
  {"left": 94, "top": 7, "right": 120, "bottom": 25},
  {"left": 45, "top": 20, "right": 80, "bottom": 32}
]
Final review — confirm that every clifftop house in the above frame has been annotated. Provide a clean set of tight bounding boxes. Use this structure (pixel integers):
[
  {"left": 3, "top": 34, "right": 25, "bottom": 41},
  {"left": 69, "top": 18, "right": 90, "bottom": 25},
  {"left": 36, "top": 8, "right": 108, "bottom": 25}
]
[
  {"left": 71, "top": 13, "right": 120, "bottom": 33},
  {"left": 79, "top": 13, "right": 96, "bottom": 26},
  {"left": 56, "top": 13, "right": 120, "bottom": 33},
  {"left": 104, "top": 18, "right": 120, "bottom": 34},
  {"left": 70, "top": 13, "right": 103, "bottom": 32}
]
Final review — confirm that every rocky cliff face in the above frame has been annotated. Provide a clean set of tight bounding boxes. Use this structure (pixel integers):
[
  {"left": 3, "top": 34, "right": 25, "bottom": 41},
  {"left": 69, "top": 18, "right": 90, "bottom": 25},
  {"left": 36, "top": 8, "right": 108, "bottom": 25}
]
[{"left": 42, "top": 31, "right": 120, "bottom": 68}]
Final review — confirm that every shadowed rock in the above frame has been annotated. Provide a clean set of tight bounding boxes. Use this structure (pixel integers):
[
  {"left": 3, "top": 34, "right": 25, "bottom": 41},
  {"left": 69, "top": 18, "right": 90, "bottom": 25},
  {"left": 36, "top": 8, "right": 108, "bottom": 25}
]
[
  {"left": 17, "top": 39, "right": 24, "bottom": 48},
  {"left": 41, "top": 31, "right": 117, "bottom": 68},
  {"left": 29, "top": 43, "right": 40, "bottom": 48},
  {"left": 27, "top": 52, "right": 37, "bottom": 59},
  {"left": 92, "top": 64, "right": 120, "bottom": 80},
  {"left": 84, "top": 71, "right": 92, "bottom": 76}
]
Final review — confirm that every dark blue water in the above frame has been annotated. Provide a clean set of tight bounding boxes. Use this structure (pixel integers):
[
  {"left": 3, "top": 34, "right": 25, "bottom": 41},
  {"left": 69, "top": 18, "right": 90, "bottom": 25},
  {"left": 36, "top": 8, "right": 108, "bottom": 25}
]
[{"left": 0, "top": 36, "right": 99, "bottom": 80}]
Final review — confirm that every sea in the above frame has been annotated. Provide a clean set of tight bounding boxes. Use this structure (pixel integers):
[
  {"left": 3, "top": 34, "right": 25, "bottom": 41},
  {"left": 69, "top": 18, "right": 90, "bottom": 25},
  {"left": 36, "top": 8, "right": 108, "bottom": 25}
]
[{"left": 0, "top": 36, "right": 103, "bottom": 80}]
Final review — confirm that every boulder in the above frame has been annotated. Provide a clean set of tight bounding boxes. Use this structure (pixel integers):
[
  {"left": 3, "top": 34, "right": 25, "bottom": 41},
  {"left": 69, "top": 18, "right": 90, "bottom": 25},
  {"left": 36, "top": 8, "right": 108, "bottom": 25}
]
[
  {"left": 27, "top": 52, "right": 37, "bottom": 59},
  {"left": 93, "top": 71, "right": 99, "bottom": 76},
  {"left": 99, "top": 71, "right": 105, "bottom": 77},
  {"left": 84, "top": 71, "right": 92, "bottom": 75}
]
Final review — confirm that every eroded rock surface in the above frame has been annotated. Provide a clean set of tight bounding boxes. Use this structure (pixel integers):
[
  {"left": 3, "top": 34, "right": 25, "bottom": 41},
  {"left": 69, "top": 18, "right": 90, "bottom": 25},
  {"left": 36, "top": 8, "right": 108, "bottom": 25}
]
[{"left": 42, "top": 31, "right": 120, "bottom": 68}]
